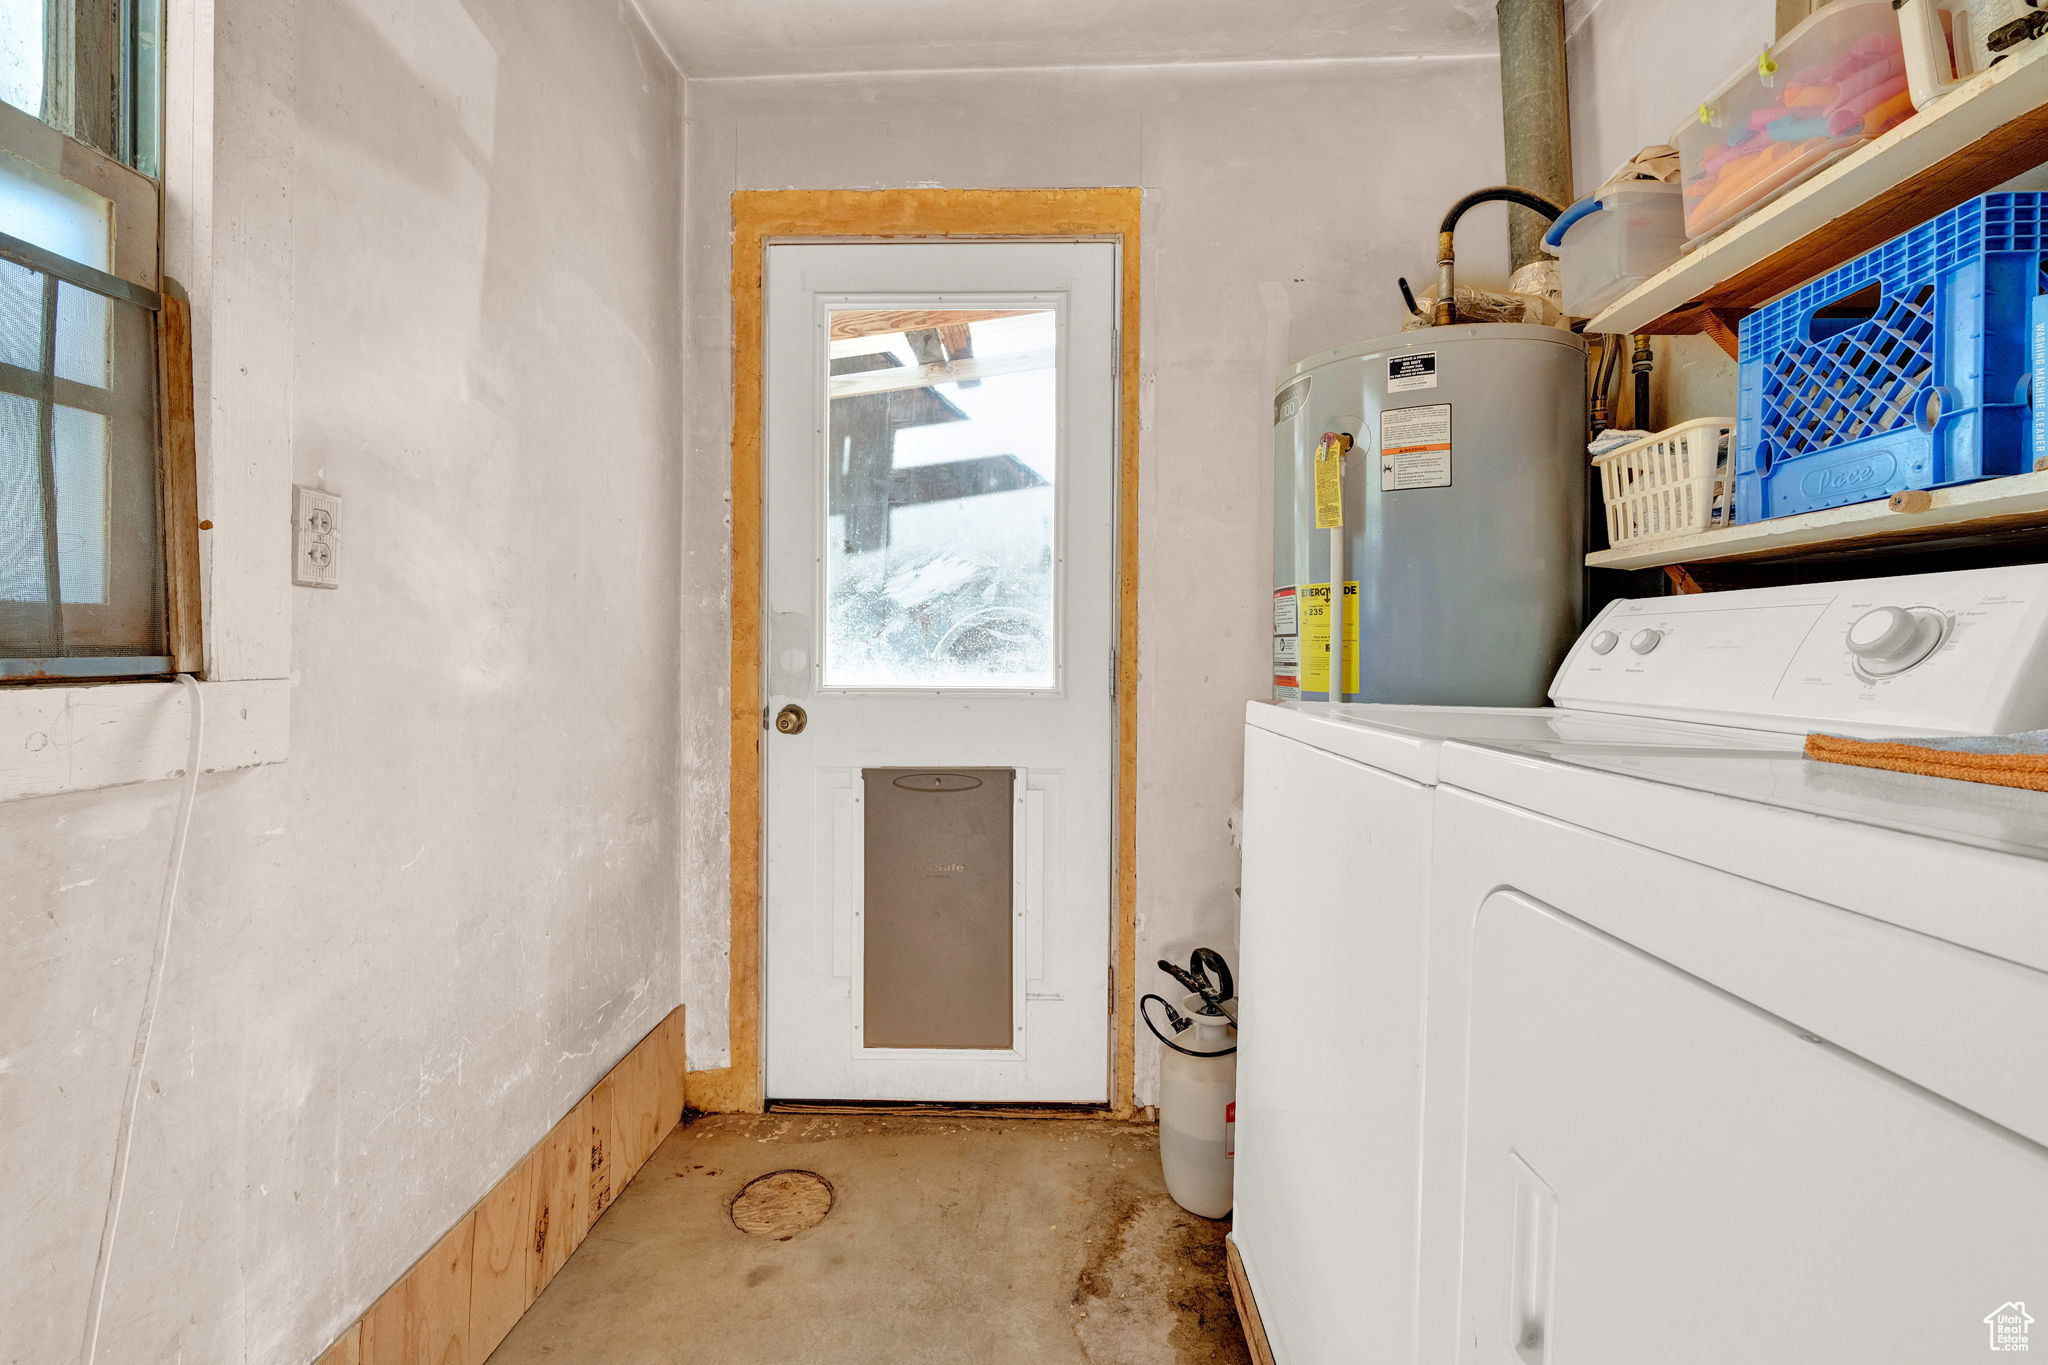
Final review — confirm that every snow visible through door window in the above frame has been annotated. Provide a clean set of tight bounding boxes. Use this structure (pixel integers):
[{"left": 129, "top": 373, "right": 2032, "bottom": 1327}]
[{"left": 823, "top": 308, "right": 1058, "bottom": 689}]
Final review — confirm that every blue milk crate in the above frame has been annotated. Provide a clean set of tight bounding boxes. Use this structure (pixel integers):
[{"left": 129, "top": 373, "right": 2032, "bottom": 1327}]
[{"left": 1735, "top": 193, "right": 2048, "bottom": 523}]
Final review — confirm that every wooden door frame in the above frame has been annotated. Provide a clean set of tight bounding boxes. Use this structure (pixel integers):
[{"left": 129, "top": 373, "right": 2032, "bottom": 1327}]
[{"left": 690, "top": 188, "right": 1142, "bottom": 1117}]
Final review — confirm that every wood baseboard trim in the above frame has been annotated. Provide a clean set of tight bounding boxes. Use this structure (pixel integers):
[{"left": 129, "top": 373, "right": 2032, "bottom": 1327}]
[
  {"left": 310, "top": 1006, "right": 687, "bottom": 1365},
  {"left": 1225, "top": 1235, "right": 1277, "bottom": 1365},
  {"left": 683, "top": 1063, "right": 753, "bottom": 1115}
]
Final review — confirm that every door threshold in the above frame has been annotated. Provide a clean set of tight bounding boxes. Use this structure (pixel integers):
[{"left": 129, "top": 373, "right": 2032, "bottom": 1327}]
[{"left": 766, "top": 1099, "right": 1118, "bottom": 1120}]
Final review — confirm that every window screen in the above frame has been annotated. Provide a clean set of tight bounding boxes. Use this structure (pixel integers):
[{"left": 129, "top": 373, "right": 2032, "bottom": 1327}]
[
  {"left": 0, "top": 243, "right": 165, "bottom": 672},
  {"left": 1, "top": 0, "right": 180, "bottom": 680}
]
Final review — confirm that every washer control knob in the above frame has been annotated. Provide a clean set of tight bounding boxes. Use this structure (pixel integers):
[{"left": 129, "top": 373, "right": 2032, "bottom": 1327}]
[
  {"left": 1846, "top": 607, "right": 1917, "bottom": 662},
  {"left": 1589, "top": 630, "right": 1620, "bottom": 655},
  {"left": 1629, "top": 629, "right": 1664, "bottom": 655},
  {"left": 1846, "top": 606, "right": 1946, "bottom": 676}
]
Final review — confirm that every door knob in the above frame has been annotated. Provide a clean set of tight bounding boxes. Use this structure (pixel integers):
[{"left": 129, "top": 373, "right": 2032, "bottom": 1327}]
[{"left": 774, "top": 704, "right": 808, "bottom": 735}]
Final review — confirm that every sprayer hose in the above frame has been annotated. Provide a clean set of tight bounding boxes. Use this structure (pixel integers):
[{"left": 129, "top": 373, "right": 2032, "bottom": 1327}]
[{"left": 1141, "top": 993, "right": 1238, "bottom": 1059}]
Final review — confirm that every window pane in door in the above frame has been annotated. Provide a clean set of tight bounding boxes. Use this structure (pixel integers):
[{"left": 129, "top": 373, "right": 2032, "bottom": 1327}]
[{"left": 823, "top": 308, "right": 1058, "bottom": 689}]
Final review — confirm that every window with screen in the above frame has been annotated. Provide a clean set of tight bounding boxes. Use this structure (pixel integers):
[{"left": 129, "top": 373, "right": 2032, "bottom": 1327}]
[{"left": 1, "top": 0, "right": 197, "bottom": 681}]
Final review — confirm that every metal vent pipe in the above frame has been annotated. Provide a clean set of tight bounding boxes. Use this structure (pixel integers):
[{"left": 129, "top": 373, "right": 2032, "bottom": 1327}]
[{"left": 1497, "top": 0, "right": 1574, "bottom": 272}]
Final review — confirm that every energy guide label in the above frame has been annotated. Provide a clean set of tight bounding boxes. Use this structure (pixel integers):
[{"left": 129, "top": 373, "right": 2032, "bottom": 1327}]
[
  {"left": 1281, "top": 582, "right": 1358, "bottom": 696},
  {"left": 1380, "top": 403, "right": 1452, "bottom": 490}
]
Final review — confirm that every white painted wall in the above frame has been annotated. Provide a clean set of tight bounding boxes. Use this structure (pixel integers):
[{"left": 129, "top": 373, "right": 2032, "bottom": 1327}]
[
  {"left": 0, "top": 2, "right": 683, "bottom": 1361},
  {"left": 678, "top": 57, "right": 1514, "bottom": 1103}
]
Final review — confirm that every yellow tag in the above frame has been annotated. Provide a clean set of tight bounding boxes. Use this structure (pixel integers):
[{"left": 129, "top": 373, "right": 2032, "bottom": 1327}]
[{"left": 1313, "top": 432, "right": 1351, "bottom": 530}]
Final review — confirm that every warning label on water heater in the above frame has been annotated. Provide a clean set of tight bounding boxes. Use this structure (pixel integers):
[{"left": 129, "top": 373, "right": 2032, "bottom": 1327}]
[
  {"left": 1380, "top": 404, "right": 1452, "bottom": 490},
  {"left": 1272, "top": 589, "right": 1299, "bottom": 638}
]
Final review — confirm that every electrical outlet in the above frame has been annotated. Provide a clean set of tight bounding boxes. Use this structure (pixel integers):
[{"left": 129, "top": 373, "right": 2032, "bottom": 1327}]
[{"left": 293, "top": 485, "right": 341, "bottom": 588}]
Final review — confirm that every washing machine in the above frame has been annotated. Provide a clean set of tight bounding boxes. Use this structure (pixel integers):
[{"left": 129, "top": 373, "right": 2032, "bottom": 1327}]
[
  {"left": 1416, "top": 565, "right": 2048, "bottom": 1364},
  {"left": 1236, "top": 564, "right": 2048, "bottom": 1365}
]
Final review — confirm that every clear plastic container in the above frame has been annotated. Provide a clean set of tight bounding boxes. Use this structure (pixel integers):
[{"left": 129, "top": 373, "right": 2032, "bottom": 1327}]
[
  {"left": 1544, "top": 182, "right": 1687, "bottom": 318},
  {"left": 1676, "top": 0, "right": 1913, "bottom": 243}
]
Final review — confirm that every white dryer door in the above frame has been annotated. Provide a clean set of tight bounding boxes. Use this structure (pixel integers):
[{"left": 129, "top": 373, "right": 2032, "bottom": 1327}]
[{"left": 1455, "top": 891, "right": 2048, "bottom": 1364}]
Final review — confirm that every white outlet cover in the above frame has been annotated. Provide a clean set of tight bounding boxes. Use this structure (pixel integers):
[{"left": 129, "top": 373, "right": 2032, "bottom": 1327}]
[{"left": 293, "top": 485, "right": 341, "bottom": 588}]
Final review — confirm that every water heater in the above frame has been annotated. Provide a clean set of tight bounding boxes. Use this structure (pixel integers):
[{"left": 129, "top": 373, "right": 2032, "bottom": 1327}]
[{"left": 1272, "top": 322, "right": 1586, "bottom": 705}]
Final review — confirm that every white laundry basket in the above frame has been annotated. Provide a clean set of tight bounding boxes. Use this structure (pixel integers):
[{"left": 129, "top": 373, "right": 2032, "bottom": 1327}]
[{"left": 1593, "top": 418, "right": 1736, "bottom": 549}]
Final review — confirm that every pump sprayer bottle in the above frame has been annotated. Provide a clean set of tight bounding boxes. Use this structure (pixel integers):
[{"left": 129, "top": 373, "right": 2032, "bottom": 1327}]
[{"left": 1146, "top": 949, "right": 1238, "bottom": 1219}]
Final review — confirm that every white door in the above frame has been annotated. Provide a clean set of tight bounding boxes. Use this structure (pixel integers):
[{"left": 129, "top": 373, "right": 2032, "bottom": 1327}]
[{"left": 761, "top": 241, "right": 1118, "bottom": 1103}]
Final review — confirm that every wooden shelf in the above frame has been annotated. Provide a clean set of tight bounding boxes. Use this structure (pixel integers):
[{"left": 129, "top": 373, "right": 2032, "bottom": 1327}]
[
  {"left": 1587, "top": 42, "right": 2048, "bottom": 339},
  {"left": 1587, "top": 470, "right": 2048, "bottom": 571}
]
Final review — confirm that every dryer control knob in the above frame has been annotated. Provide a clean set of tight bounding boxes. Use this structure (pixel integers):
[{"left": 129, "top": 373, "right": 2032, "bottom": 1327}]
[
  {"left": 1846, "top": 606, "right": 1945, "bottom": 675},
  {"left": 1589, "top": 630, "right": 1619, "bottom": 655},
  {"left": 1629, "top": 629, "right": 1664, "bottom": 655}
]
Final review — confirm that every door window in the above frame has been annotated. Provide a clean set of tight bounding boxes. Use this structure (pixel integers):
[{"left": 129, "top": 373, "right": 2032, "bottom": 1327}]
[{"left": 822, "top": 306, "right": 1058, "bottom": 691}]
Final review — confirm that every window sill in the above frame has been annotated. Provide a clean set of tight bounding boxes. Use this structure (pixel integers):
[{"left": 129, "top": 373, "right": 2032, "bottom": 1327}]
[{"left": 0, "top": 675, "right": 289, "bottom": 803}]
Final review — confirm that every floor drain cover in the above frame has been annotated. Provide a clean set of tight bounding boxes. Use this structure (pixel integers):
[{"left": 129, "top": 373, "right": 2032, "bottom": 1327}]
[{"left": 729, "top": 1169, "right": 835, "bottom": 1237}]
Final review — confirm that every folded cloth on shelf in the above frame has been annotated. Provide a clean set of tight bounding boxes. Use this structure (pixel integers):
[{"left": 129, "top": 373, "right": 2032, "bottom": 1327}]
[
  {"left": 1598, "top": 144, "right": 1679, "bottom": 189},
  {"left": 1587, "top": 428, "right": 1652, "bottom": 457},
  {"left": 1805, "top": 730, "right": 2048, "bottom": 793}
]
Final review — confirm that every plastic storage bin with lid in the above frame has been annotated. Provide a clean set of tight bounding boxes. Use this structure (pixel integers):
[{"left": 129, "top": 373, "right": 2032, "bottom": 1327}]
[
  {"left": 1543, "top": 181, "right": 1686, "bottom": 317},
  {"left": 1677, "top": 0, "right": 1913, "bottom": 243}
]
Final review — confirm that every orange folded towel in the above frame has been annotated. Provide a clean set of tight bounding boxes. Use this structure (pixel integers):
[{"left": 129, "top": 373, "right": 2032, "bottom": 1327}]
[{"left": 1805, "top": 730, "right": 2048, "bottom": 793}]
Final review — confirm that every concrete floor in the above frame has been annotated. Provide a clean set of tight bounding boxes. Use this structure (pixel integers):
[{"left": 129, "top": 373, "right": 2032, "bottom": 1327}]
[{"left": 487, "top": 1113, "right": 1252, "bottom": 1365}]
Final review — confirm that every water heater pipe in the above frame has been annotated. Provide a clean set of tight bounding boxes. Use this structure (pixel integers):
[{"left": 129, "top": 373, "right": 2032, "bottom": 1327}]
[
  {"left": 1434, "top": 186, "right": 1566, "bottom": 326},
  {"left": 1330, "top": 488, "right": 1345, "bottom": 702},
  {"left": 1496, "top": 0, "right": 1575, "bottom": 273},
  {"left": 1631, "top": 334, "right": 1655, "bottom": 430}
]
